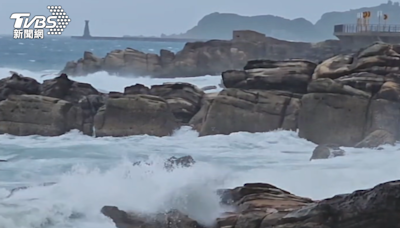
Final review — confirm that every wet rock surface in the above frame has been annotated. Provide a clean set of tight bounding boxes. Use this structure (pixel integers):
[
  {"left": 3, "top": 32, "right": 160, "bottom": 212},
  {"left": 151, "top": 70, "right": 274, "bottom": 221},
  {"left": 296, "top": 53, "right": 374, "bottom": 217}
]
[
  {"left": 101, "top": 180, "right": 400, "bottom": 228},
  {"left": 101, "top": 206, "right": 204, "bottom": 228},
  {"left": 309, "top": 144, "right": 345, "bottom": 160},
  {"left": 1, "top": 42, "right": 400, "bottom": 148}
]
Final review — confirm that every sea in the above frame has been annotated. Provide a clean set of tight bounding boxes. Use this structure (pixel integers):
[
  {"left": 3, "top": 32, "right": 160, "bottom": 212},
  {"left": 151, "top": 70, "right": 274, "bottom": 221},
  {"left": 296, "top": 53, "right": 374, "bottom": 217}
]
[{"left": 0, "top": 35, "right": 399, "bottom": 228}]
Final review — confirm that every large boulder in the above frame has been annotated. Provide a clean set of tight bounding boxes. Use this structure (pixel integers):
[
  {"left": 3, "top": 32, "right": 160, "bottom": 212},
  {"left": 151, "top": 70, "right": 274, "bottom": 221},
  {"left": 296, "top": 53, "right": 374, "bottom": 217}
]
[
  {"left": 216, "top": 183, "right": 313, "bottom": 228},
  {"left": 309, "top": 144, "right": 345, "bottom": 160},
  {"left": 298, "top": 92, "right": 370, "bottom": 146},
  {"left": 354, "top": 129, "right": 396, "bottom": 148},
  {"left": 0, "top": 73, "right": 41, "bottom": 101},
  {"left": 222, "top": 59, "right": 317, "bottom": 93},
  {"left": 61, "top": 51, "right": 103, "bottom": 75},
  {"left": 298, "top": 75, "right": 400, "bottom": 147},
  {"left": 149, "top": 83, "right": 205, "bottom": 123},
  {"left": 0, "top": 95, "right": 82, "bottom": 136},
  {"left": 93, "top": 94, "right": 179, "bottom": 137},
  {"left": 123, "top": 82, "right": 205, "bottom": 124},
  {"left": 199, "top": 89, "right": 300, "bottom": 136},
  {"left": 41, "top": 73, "right": 104, "bottom": 135},
  {"left": 41, "top": 73, "right": 100, "bottom": 104}
]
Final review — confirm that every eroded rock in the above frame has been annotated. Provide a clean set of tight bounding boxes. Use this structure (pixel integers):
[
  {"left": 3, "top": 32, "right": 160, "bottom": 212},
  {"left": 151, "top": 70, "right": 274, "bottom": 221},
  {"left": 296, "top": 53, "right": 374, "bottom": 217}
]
[
  {"left": 0, "top": 95, "right": 83, "bottom": 136},
  {"left": 355, "top": 129, "right": 396, "bottom": 148},
  {"left": 0, "top": 73, "right": 41, "bottom": 101},
  {"left": 150, "top": 83, "right": 205, "bottom": 123},
  {"left": 222, "top": 59, "right": 316, "bottom": 94},
  {"left": 93, "top": 94, "right": 179, "bottom": 137},
  {"left": 199, "top": 89, "right": 300, "bottom": 136},
  {"left": 309, "top": 144, "right": 345, "bottom": 160},
  {"left": 101, "top": 206, "right": 203, "bottom": 228}
]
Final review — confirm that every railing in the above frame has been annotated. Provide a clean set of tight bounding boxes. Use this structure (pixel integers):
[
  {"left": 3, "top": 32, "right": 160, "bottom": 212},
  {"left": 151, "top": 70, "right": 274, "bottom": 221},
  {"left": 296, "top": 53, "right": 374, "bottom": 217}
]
[{"left": 334, "top": 24, "right": 400, "bottom": 33}]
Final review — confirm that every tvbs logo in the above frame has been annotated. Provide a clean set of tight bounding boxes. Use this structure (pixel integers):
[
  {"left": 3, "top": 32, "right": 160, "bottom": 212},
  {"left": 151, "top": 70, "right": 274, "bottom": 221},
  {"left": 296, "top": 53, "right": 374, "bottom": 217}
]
[{"left": 10, "top": 5, "right": 71, "bottom": 39}]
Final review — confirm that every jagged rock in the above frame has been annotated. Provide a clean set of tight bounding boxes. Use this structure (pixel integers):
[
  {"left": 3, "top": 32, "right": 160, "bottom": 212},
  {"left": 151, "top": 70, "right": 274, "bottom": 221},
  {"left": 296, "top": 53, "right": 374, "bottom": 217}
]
[
  {"left": 312, "top": 54, "right": 354, "bottom": 80},
  {"left": 313, "top": 42, "right": 400, "bottom": 80},
  {"left": 124, "top": 84, "right": 150, "bottom": 95},
  {"left": 101, "top": 206, "right": 203, "bottom": 228},
  {"left": 216, "top": 183, "right": 313, "bottom": 228},
  {"left": 309, "top": 144, "right": 345, "bottom": 160},
  {"left": 150, "top": 83, "right": 205, "bottom": 123},
  {"left": 41, "top": 73, "right": 99, "bottom": 104},
  {"left": 0, "top": 73, "right": 41, "bottom": 101},
  {"left": 216, "top": 180, "right": 400, "bottom": 228},
  {"left": 264, "top": 180, "right": 400, "bottom": 227},
  {"left": 93, "top": 94, "right": 179, "bottom": 137},
  {"left": 222, "top": 59, "right": 317, "bottom": 93},
  {"left": 61, "top": 37, "right": 341, "bottom": 78},
  {"left": 199, "top": 89, "right": 301, "bottom": 136},
  {"left": 62, "top": 51, "right": 103, "bottom": 76},
  {"left": 0, "top": 95, "right": 82, "bottom": 136},
  {"left": 355, "top": 129, "right": 396, "bottom": 148},
  {"left": 39, "top": 74, "right": 103, "bottom": 135}
]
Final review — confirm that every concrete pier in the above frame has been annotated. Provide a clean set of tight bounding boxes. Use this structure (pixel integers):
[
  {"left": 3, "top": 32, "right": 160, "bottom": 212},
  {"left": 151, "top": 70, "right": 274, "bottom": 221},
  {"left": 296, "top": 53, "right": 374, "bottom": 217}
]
[
  {"left": 71, "top": 20, "right": 208, "bottom": 43},
  {"left": 334, "top": 24, "right": 400, "bottom": 49}
]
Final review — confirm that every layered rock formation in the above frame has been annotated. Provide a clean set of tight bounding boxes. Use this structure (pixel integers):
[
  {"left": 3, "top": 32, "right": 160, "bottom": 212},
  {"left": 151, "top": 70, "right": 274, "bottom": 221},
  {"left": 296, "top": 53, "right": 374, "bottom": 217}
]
[
  {"left": 61, "top": 37, "right": 342, "bottom": 78},
  {"left": 194, "top": 42, "right": 400, "bottom": 147},
  {"left": 0, "top": 73, "right": 203, "bottom": 137},
  {"left": 2, "top": 42, "right": 399, "bottom": 148},
  {"left": 102, "top": 180, "right": 400, "bottom": 228}
]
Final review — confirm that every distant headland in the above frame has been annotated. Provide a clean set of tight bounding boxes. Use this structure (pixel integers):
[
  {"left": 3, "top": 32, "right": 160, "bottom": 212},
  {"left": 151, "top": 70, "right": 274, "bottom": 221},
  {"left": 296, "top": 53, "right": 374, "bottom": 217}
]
[{"left": 165, "top": 1, "right": 400, "bottom": 42}]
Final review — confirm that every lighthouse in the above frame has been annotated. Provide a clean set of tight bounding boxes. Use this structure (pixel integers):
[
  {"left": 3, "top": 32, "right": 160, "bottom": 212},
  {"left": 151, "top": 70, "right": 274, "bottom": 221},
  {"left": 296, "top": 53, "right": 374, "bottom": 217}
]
[{"left": 83, "top": 20, "right": 91, "bottom": 37}]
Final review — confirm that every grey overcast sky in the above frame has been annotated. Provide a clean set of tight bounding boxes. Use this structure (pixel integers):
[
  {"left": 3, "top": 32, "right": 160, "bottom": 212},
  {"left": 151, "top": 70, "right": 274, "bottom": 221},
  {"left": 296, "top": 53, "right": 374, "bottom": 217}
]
[{"left": 1, "top": 0, "right": 388, "bottom": 36}]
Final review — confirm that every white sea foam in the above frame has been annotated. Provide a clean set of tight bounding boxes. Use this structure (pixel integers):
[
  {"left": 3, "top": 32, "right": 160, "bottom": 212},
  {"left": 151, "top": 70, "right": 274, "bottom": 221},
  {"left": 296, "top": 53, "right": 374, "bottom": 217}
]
[{"left": 0, "top": 68, "right": 399, "bottom": 228}]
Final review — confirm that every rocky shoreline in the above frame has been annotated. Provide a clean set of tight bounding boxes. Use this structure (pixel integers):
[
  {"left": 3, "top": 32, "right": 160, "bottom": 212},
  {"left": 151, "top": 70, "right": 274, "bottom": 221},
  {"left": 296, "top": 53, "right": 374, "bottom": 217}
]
[
  {"left": 1, "top": 42, "right": 399, "bottom": 149},
  {"left": 101, "top": 178, "right": 400, "bottom": 228},
  {"left": 3, "top": 155, "right": 400, "bottom": 227},
  {"left": 60, "top": 37, "right": 343, "bottom": 78}
]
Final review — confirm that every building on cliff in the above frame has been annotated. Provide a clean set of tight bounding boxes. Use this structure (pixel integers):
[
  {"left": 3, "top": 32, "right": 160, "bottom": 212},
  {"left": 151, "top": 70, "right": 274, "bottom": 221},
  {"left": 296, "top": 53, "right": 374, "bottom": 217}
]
[{"left": 334, "top": 11, "right": 400, "bottom": 49}]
